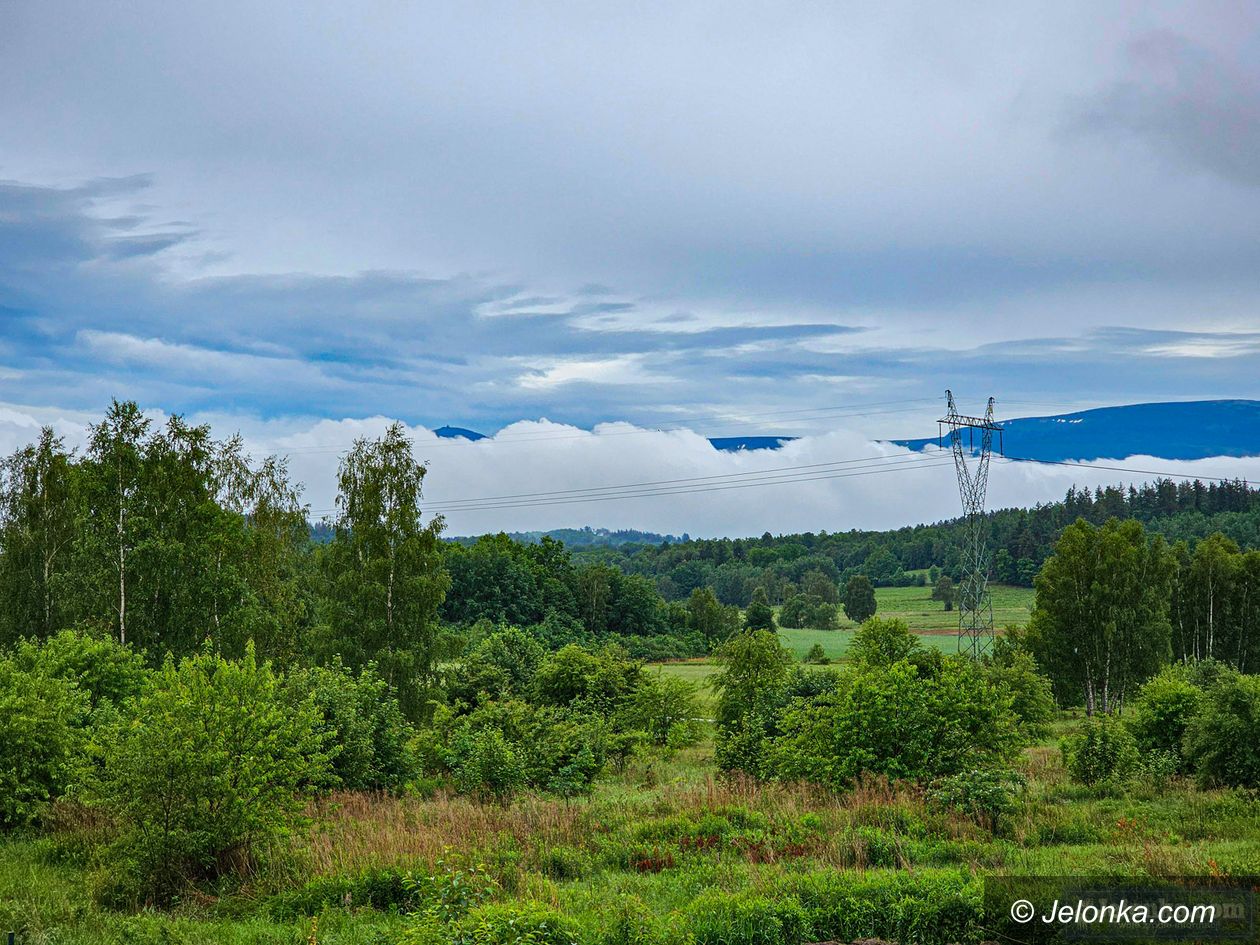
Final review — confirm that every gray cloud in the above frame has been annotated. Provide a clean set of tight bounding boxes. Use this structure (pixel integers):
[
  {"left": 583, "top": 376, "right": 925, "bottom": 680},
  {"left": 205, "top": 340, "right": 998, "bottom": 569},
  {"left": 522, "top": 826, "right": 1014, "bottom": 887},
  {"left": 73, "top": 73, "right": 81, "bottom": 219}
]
[
  {"left": 0, "top": 2, "right": 1257, "bottom": 455},
  {"left": 1068, "top": 28, "right": 1260, "bottom": 188}
]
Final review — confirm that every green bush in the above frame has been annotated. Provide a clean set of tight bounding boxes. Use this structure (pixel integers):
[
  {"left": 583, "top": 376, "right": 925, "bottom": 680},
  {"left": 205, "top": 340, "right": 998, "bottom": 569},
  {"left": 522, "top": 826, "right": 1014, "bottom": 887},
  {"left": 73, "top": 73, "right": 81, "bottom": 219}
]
[
  {"left": 713, "top": 630, "right": 792, "bottom": 777},
  {"left": 450, "top": 626, "right": 547, "bottom": 704},
  {"left": 803, "top": 643, "right": 829, "bottom": 665},
  {"left": 770, "top": 657, "right": 1021, "bottom": 786},
  {"left": 928, "top": 767, "right": 1025, "bottom": 832},
  {"left": 406, "top": 856, "right": 496, "bottom": 923},
  {"left": 619, "top": 671, "right": 700, "bottom": 746},
  {"left": 532, "top": 644, "right": 641, "bottom": 713},
  {"left": 11, "top": 629, "right": 148, "bottom": 710},
  {"left": 1183, "top": 672, "right": 1260, "bottom": 788},
  {"left": 1126, "top": 668, "right": 1202, "bottom": 771},
  {"left": 1062, "top": 716, "right": 1140, "bottom": 785},
  {"left": 425, "top": 697, "right": 610, "bottom": 799},
  {"left": 986, "top": 649, "right": 1056, "bottom": 739},
  {"left": 287, "top": 658, "right": 418, "bottom": 791},
  {"left": 685, "top": 889, "right": 810, "bottom": 945},
  {"left": 458, "top": 901, "right": 585, "bottom": 945},
  {"left": 86, "top": 646, "right": 330, "bottom": 905},
  {"left": 453, "top": 728, "right": 527, "bottom": 801},
  {"left": 849, "top": 617, "right": 919, "bottom": 667},
  {"left": 0, "top": 657, "right": 87, "bottom": 827}
]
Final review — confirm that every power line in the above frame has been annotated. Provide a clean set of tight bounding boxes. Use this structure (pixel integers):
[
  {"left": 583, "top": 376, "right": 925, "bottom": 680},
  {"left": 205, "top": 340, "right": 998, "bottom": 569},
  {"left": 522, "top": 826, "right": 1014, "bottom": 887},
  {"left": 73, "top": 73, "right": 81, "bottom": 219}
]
[
  {"left": 307, "top": 452, "right": 956, "bottom": 517},
  {"left": 999, "top": 455, "right": 1255, "bottom": 486},
  {"left": 425, "top": 450, "right": 946, "bottom": 509}
]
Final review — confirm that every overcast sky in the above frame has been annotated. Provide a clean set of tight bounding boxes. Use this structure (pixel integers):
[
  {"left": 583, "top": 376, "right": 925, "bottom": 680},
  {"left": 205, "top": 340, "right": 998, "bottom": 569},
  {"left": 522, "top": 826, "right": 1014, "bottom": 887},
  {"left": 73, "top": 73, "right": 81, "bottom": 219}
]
[{"left": 1, "top": 2, "right": 1258, "bottom": 533}]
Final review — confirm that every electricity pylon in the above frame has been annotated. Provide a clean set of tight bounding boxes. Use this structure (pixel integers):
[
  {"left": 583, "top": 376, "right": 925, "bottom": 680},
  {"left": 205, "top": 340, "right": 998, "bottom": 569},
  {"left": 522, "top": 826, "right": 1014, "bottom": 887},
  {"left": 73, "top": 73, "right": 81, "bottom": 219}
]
[{"left": 938, "top": 391, "right": 1004, "bottom": 659}]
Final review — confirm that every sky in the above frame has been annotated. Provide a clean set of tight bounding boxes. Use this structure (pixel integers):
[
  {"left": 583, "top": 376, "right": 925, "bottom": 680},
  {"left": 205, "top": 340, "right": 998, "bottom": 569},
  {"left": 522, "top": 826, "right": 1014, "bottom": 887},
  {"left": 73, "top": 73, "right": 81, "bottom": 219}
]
[{"left": 1, "top": 2, "right": 1258, "bottom": 535}]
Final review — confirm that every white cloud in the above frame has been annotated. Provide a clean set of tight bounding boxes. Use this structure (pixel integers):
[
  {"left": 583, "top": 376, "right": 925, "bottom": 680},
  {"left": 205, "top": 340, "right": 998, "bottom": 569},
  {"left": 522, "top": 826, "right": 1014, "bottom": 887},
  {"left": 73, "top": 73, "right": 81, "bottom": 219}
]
[
  {"left": 1143, "top": 337, "right": 1260, "bottom": 359},
  {"left": 6, "top": 403, "right": 1257, "bottom": 539},
  {"left": 514, "top": 355, "right": 669, "bottom": 391}
]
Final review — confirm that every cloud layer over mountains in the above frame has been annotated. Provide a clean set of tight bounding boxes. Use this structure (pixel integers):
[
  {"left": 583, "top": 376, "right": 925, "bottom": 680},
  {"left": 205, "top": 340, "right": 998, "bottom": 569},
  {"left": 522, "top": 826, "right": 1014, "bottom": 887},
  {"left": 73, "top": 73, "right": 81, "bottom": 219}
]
[{"left": 6, "top": 404, "right": 1259, "bottom": 538}]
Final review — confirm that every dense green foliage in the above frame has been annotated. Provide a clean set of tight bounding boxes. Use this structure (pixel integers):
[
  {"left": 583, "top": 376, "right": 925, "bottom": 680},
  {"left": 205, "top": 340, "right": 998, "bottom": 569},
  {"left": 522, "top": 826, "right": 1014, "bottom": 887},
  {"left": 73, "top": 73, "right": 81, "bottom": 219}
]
[
  {"left": 1125, "top": 668, "right": 1203, "bottom": 770},
  {"left": 842, "top": 574, "right": 877, "bottom": 623},
  {"left": 770, "top": 657, "right": 1021, "bottom": 787},
  {"left": 1182, "top": 671, "right": 1260, "bottom": 788},
  {"left": 1027, "top": 519, "right": 1175, "bottom": 713},
  {"left": 286, "top": 659, "right": 419, "bottom": 792},
  {"left": 0, "top": 657, "right": 86, "bottom": 827},
  {"left": 1062, "top": 717, "right": 1141, "bottom": 785},
  {"left": 85, "top": 647, "right": 331, "bottom": 905}
]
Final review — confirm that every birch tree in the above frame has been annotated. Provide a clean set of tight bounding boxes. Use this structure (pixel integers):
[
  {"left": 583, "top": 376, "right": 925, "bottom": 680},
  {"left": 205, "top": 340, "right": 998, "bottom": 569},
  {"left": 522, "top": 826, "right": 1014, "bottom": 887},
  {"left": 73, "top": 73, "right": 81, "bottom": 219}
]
[
  {"left": 319, "top": 423, "right": 450, "bottom": 717},
  {"left": 0, "top": 428, "right": 77, "bottom": 643},
  {"left": 1027, "top": 518, "right": 1174, "bottom": 715}
]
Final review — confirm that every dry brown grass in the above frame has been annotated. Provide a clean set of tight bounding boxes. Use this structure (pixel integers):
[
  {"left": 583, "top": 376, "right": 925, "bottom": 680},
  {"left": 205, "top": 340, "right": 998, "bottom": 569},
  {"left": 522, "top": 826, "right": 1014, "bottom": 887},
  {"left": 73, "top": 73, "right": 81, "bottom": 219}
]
[
  {"left": 298, "top": 790, "right": 594, "bottom": 875},
  {"left": 291, "top": 772, "right": 990, "bottom": 882}
]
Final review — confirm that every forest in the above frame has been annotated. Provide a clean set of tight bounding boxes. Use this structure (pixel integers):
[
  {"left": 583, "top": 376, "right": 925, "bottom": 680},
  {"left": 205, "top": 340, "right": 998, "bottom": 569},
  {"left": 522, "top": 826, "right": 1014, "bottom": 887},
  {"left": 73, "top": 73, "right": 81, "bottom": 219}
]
[{"left": 4, "top": 402, "right": 1260, "bottom": 945}]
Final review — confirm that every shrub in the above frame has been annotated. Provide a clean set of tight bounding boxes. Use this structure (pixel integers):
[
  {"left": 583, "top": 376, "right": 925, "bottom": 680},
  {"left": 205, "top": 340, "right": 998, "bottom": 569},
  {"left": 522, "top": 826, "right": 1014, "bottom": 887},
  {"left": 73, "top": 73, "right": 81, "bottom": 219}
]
[
  {"left": 532, "top": 644, "right": 641, "bottom": 713},
  {"left": 1126, "top": 668, "right": 1202, "bottom": 771},
  {"left": 928, "top": 767, "right": 1025, "bottom": 832},
  {"left": 450, "top": 626, "right": 547, "bottom": 704},
  {"left": 0, "top": 658, "right": 87, "bottom": 827},
  {"left": 620, "top": 671, "right": 700, "bottom": 746},
  {"left": 712, "top": 630, "right": 793, "bottom": 777},
  {"left": 986, "top": 649, "right": 1056, "bottom": 739},
  {"left": 11, "top": 629, "right": 148, "bottom": 710},
  {"left": 1183, "top": 672, "right": 1260, "bottom": 788},
  {"left": 803, "top": 643, "right": 829, "bottom": 665},
  {"left": 1062, "top": 716, "right": 1139, "bottom": 785},
  {"left": 770, "top": 657, "right": 1021, "bottom": 786},
  {"left": 87, "top": 646, "right": 330, "bottom": 904},
  {"left": 426, "top": 698, "right": 610, "bottom": 798},
  {"left": 685, "top": 889, "right": 810, "bottom": 945},
  {"left": 849, "top": 617, "right": 919, "bottom": 667},
  {"left": 458, "top": 901, "right": 584, "bottom": 945},
  {"left": 452, "top": 728, "right": 526, "bottom": 802},
  {"left": 287, "top": 658, "right": 418, "bottom": 791},
  {"left": 406, "top": 856, "right": 496, "bottom": 923}
]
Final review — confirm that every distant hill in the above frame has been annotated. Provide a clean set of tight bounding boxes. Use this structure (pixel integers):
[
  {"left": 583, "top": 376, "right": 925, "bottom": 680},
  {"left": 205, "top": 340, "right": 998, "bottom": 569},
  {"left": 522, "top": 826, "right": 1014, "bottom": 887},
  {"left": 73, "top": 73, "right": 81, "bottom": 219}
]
[
  {"left": 892, "top": 400, "right": 1260, "bottom": 461},
  {"left": 447, "top": 526, "right": 684, "bottom": 548},
  {"left": 434, "top": 424, "right": 791, "bottom": 453},
  {"left": 434, "top": 425, "right": 487, "bottom": 441},
  {"left": 430, "top": 400, "right": 1260, "bottom": 461}
]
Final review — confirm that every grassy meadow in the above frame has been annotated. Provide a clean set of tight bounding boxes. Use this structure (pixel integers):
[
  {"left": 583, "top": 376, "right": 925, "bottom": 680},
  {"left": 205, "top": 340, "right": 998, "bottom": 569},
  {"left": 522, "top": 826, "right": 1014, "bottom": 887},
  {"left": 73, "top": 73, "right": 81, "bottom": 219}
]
[
  {"left": 655, "top": 583, "right": 1035, "bottom": 708},
  {"left": 5, "top": 711, "right": 1260, "bottom": 945}
]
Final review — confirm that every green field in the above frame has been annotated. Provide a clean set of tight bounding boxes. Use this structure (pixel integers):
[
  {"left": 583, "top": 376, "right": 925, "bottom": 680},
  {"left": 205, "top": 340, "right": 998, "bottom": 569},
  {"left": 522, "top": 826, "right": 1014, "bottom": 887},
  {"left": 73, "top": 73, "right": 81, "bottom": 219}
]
[
  {"left": 824, "top": 582, "right": 1034, "bottom": 633},
  {"left": 654, "top": 583, "right": 1035, "bottom": 709}
]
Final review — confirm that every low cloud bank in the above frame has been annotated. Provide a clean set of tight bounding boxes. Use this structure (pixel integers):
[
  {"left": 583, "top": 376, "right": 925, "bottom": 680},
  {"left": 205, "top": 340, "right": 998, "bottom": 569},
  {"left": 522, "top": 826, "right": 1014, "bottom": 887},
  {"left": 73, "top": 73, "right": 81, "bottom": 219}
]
[{"left": 4, "top": 405, "right": 1259, "bottom": 539}]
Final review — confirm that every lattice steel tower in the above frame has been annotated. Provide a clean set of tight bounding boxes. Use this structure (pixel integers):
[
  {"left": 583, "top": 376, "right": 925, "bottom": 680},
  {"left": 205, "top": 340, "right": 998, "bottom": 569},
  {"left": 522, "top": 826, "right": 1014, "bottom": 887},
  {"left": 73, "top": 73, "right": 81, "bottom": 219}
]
[{"left": 938, "top": 391, "right": 1004, "bottom": 659}]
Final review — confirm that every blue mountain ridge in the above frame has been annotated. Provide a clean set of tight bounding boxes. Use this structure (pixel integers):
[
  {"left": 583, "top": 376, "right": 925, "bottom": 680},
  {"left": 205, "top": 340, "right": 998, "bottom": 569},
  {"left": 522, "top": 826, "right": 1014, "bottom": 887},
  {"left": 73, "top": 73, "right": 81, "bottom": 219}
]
[
  {"left": 892, "top": 400, "right": 1260, "bottom": 462},
  {"left": 433, "top": 400, "right": 1260, "bottom": 462}
]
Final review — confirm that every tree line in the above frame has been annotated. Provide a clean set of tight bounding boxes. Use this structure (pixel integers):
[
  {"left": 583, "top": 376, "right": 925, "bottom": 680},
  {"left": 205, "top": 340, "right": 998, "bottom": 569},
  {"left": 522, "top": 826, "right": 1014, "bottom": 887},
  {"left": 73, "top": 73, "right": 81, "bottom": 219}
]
[
  {"left": 1026, "top": 519, "right": 1260, "bottom": 714},
  {"left": 573, "top": 477, "right": 1260, "bottom": 601}
]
